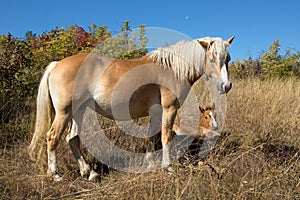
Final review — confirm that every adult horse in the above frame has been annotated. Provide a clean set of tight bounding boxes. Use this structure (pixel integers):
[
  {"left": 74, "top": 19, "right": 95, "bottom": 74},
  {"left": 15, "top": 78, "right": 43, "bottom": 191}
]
[{"left": 29, "top": 36, "right": 234, "bottom": 181}]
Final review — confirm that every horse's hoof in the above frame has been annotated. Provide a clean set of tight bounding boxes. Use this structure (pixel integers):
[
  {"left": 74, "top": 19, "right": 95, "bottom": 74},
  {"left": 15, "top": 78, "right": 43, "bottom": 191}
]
[
  {"left": 146, "top": 160, "right": 156, "bottom": 172},
  {"left": 53, "top": 174, "right": 63, "bottom": 182},
  {"left": 198, "top": 161, "right": 205, "bottom": 166},
  {"left": 80, "top": 169, "right": 89, "bottom": 177},
  {"left": 161, "top": 160, "right": 171, "bottom": 169},
  {"left": 166, "top": 166, "right": 178, "bottom": 176},
  {"left": 47, "top": 170, "right": 63, "bottom": 181},
  {"left": 88, "top": 170, "right": 100, "bottom": 181},
  {"left": 144, "top": 153, "right": 156, "bottom": 172}
]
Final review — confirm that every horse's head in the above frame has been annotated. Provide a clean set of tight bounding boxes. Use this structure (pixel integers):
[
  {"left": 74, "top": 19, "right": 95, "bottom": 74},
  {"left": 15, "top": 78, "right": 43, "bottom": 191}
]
[
  {"left": 199, "top": 103, "right": 218, "bottom": 131},
  {"left": 198, "top": 36, "right": 234, "bottom": 94}
]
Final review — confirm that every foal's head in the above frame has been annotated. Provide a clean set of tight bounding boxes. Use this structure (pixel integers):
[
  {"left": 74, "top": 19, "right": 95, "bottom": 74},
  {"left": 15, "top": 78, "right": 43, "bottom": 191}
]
[{"left": 198, "top": 103, "right": 218, "bottom": 132}]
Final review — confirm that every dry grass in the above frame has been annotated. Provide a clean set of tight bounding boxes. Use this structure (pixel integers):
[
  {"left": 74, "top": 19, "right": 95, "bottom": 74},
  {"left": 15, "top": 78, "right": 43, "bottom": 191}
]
[{"left": 1, "top": 77, "right": 299, "bottom": 199}]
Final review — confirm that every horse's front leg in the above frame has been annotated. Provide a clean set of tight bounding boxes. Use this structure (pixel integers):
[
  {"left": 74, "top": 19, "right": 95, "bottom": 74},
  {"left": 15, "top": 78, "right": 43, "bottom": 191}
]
[{"left": 161, "top": 106, "right": 177, "bottom": 168}]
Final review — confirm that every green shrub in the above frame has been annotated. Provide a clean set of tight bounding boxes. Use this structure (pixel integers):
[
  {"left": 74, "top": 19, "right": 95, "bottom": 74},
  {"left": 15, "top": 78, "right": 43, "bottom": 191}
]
[{"left": 229, "top": 40, "right": 300, "bottom": 79}]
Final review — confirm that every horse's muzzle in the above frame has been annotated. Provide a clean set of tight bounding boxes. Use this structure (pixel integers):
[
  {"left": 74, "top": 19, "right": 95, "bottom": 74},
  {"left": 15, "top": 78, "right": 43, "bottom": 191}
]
[
  {"left": 217, "top": 81, "right": 232, "bottom": 94},
  {"left": 222, "top": 82, "right": 232, "bottom": 93},
  {"left": 212, "top": 124, "right": 218, "bottom": 131}
]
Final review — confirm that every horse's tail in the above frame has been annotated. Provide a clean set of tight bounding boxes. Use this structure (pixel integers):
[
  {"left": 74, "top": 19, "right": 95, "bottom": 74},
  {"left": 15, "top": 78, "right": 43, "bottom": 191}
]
[{"left": 29, "top": 61, "right": 58, "bottom": 165}]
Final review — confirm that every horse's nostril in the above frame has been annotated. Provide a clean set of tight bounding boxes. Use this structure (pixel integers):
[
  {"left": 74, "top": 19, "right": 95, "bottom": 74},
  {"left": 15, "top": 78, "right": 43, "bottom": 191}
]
[
  {"left": 212, "top": 123, "right": 218, "bottom": 130},
  {"left": 224, "top": 82, "right": 232, "bottom": 93}
]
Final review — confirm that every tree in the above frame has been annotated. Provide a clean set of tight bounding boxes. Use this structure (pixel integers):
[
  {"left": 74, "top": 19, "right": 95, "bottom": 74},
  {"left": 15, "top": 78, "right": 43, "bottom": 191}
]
[
  {"left": 92, "top": 21, "right": 147, "bottom": 59},
  {"left": 261, "top": 40, "right": 300, "bottom": 77},
  {"left": 25, "top": 31, "right": 36, "bottom": 41}
]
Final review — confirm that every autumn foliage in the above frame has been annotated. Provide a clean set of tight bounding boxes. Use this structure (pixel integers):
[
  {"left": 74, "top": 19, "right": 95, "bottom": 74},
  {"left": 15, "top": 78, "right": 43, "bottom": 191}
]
[{"left": 0, "top": 21, "right": 147, "bottom": 123}]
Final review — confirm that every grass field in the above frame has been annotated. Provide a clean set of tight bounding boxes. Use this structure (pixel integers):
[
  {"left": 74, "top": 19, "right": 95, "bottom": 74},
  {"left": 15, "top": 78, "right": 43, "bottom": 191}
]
[{"left": 1, "top": 77, "right": 299, "bottom": 199}]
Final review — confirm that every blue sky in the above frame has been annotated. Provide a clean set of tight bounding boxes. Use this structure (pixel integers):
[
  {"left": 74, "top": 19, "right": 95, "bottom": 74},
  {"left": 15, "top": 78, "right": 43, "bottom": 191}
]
[{"left": 1, "top": 0, "right": 299, "bottom": 61}]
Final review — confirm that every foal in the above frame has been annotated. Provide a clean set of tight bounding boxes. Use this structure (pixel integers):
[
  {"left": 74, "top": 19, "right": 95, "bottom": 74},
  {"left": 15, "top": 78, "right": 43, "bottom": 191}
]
[
  {"left": 144, "top": 103, "right": 218, "bottom": 169},
  {"left": 172, "top": 103, "right": 218, "bottom": 138},
  {"left": 172, "top": 104, "right": 219, "bottom": 166}
]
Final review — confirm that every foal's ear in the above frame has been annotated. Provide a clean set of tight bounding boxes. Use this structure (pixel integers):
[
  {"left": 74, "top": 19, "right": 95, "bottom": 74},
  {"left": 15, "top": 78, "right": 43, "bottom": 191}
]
[
  {"left": 199, "top": 106, "right": 205, "bottom": 113},
  {"left": 207, "top": 102, "right": 215, "bottom": 110},
  {"left": 226, "top": 36, "right": 235, "bottom": 45}
]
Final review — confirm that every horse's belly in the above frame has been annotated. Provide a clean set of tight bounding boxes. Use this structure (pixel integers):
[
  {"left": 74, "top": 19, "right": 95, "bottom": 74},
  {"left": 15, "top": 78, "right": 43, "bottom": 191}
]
[{"left": 93, "top": 84, "right": 161, "bottom": 120}]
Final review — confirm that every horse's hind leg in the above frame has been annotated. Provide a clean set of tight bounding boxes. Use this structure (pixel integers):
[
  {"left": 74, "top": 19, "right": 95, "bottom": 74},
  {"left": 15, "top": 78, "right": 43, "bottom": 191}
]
[
  {"left": 46, "top": 112, "right": 70, "bottom": 181},
  {"left": 67, "top": 119, "right": 99, "bottom": 181},
  {"left": 144, "top": 104, "right": 162, "bottom": 170}
]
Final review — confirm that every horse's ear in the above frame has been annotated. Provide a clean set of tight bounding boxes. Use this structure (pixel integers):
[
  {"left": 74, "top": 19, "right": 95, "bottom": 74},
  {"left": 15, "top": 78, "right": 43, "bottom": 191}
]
[
  {"left": 198, "top": 40, "right": 214, "bottom": 50},
  {"left": 198, "top": 40, "right": 208, "bottom": 49},
  {"left": 199, "top": 105, "right": 205, "bottom": 113},
  {"left": 226, "top": 36, "right": 235, "bottom": 45}
]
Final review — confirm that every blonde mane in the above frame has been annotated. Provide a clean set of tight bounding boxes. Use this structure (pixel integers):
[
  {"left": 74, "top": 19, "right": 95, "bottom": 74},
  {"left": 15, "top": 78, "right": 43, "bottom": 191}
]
[{"left": 149, "top": 37, "right": 229, "bottom": 81}]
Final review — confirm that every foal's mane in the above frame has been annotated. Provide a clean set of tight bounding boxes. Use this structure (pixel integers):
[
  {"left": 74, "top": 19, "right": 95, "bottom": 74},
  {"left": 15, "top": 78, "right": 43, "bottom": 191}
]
[{"left": 149, "top": 37, "right": 229, "bottom": 81}]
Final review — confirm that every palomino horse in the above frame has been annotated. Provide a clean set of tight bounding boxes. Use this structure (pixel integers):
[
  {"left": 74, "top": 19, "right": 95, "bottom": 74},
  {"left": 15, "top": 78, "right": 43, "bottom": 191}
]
[{"left": 29, "top": 36, "right": 234, "bottom": 181}]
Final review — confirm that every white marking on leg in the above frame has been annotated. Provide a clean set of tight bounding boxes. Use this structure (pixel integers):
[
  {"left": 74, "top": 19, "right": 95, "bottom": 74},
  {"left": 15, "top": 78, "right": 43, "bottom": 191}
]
[
  {"left": 78, "top": 156, "right": 91, "bottom": 177},
  {"left": 48, "top": 150, "right": 57, "bottom": 174},
  {"left": 48, "top": 150, "right": 62, "bottom": 181},
  {"left": 162, "top": 144, "right": 170, "bottom": 168}
]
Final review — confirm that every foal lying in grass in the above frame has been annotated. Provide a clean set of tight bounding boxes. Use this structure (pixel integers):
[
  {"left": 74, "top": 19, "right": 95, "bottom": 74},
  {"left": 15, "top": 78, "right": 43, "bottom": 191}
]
[
  {"left": 172, "top": 103, "right": 218, "bottom": 138},
  {"left": 171, "top": 104, "right": 220, "bottom": 167}
]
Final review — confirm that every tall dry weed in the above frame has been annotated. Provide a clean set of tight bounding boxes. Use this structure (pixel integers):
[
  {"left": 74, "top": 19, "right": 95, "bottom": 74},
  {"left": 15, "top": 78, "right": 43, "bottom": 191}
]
[
  {"left": 226, "top": 77, "right": 300, "bottom": 146},
  {"left": 0, "top": 77, "right": 299, "bottom": 199}
]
